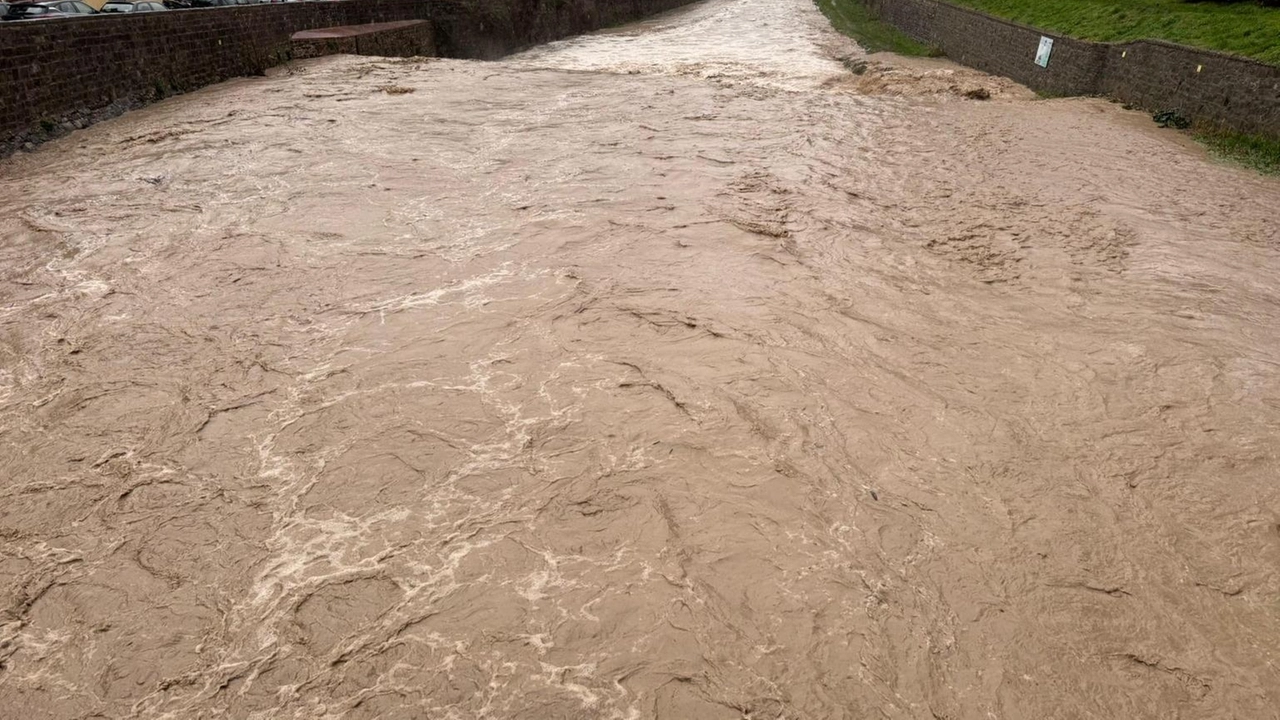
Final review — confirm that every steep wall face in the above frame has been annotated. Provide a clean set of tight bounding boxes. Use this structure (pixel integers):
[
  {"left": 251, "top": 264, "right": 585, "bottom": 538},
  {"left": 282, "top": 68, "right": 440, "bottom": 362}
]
[
  {"left": 0, "top": 0, "right": 696, "bottom": 156},
  {"left": 1101, "top": 41, "right": 1280, "bottom": 137},
  {"left": 865, "top": 0, "right": 1280, "bottom": 137}
]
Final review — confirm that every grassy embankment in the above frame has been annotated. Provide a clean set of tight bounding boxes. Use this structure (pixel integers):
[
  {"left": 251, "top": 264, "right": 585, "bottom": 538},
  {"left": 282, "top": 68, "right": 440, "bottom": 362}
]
[
  {"left": 818, "top": 0, "right": 1280, "bottom": 64},
  {"left": 948, "top": 0, "right": 1280, "bottom": 65},
  {"left": 1195, "top": 129, "right": 1280, "bottom": 174},
  {"left": 814, "top": 0, "right": 936, "bottom": 55}
]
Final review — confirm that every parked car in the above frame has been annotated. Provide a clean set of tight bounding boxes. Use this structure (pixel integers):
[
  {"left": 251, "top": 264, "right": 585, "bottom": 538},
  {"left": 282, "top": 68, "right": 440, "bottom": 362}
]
[
  {"left": 101, "top": 0, "right": 166, "bottom": 9},
  {"left": 2, "top": 0, "right": 96, "bottom": 19}
]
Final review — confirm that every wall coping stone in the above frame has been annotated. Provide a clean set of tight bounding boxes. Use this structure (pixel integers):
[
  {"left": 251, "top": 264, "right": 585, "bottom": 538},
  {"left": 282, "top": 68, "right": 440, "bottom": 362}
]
[{"left": 292, "top": 19, "right": 425, "bottom": 41}]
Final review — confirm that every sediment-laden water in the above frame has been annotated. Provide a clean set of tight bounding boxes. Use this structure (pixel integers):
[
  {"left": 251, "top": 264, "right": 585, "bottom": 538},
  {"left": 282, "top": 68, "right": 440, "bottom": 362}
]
[{"left": 2, "top": 1, "right": 1279, "bottom": 717}]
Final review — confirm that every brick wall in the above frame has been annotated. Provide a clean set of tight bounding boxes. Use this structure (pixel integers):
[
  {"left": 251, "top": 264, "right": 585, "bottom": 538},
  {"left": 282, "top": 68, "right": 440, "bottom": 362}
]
[
  {"left": 865, "top": 0, "right": 1280, "bottom": 137},
  {"left": 0, "top": 0, "right": 696, "bottom": 156}
]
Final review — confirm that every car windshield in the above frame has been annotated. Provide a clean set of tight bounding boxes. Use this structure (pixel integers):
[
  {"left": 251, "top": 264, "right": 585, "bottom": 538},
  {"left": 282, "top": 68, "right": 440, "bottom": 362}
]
[
  {"left": 8, "top": 4, "right": 52, "bottom": 14},
  {"left": 101, "top": 2, "right": 132, "bottom": 8}
]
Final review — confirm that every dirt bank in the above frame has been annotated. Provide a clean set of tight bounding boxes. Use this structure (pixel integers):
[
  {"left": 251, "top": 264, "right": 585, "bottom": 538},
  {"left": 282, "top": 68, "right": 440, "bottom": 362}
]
[{"left": 1, "top": 1, "right": 1278, "bottom": 718}]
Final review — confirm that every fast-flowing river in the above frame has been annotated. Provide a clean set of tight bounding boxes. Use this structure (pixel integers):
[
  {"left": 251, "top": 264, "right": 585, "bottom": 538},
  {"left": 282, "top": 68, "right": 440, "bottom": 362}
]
[{"left": 2, "top": 0, "right": 1279, "bottom": 717}]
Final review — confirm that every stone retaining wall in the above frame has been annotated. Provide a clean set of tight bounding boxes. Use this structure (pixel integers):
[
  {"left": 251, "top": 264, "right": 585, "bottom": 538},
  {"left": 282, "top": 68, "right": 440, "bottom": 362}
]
[
  {"left": 865, "top": 0, "right": 1280, "bottom": 137},
  {"left": 1101, "top": 40, "right": 1280, "bottom": 136}
]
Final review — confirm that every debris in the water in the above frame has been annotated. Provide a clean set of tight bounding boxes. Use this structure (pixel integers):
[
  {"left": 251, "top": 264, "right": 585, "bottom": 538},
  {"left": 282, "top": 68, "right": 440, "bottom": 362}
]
[
  {"left": 964, "top": 87, "right": 991, "bottom": 100},
  {"left": 841, "top": 56, "right": 869, "bottom": 75},
  {"left": 1153, "top": 109, "right": 1191, "bottom": 129}
]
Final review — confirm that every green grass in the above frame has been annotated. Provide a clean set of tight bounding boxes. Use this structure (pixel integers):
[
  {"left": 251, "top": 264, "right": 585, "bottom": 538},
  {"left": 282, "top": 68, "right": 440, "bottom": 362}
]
[
  {"left": 946, "top": 0, "right": 1280, "bottom": 65},
  {"left": 1195, "top": 128, "right": 1280, "bottom": 174},
  {"left": 815, "top": 0, "right": 939, "bottom": 55}
]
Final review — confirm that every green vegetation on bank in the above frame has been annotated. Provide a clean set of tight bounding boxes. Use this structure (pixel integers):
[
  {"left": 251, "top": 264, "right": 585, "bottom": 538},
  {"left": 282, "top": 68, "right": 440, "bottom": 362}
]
[
  {"left": 946, "top": 0, "right": 1280, "bottom": 65},
  {"left": 1195, "top": 128, "right": 1280, "bottom": 174},
  {"left": 814, "top": 0, "right": 937, "bottom": 55}
]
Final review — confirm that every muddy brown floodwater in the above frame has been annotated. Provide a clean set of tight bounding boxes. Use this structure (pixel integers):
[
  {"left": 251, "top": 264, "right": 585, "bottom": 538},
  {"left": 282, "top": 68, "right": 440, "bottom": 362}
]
[{"left": 2, "top": 0, "right": 1280, "bottom": 717}]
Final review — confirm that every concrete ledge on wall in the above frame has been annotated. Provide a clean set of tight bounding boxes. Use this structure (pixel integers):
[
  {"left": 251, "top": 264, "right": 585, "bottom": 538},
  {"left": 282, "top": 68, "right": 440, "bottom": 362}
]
[
  {"left": 291, "top": 19, "right": 436, "bottom": 59},
  {"left": 864, "top": 0, "right": 1280, "bottom": 138}
]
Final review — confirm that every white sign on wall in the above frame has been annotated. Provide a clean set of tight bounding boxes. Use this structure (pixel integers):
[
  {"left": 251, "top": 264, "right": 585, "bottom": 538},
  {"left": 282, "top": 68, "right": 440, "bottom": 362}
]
[{"left": 1035, "top": 36, "right": 1054, "bottom": 68}]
